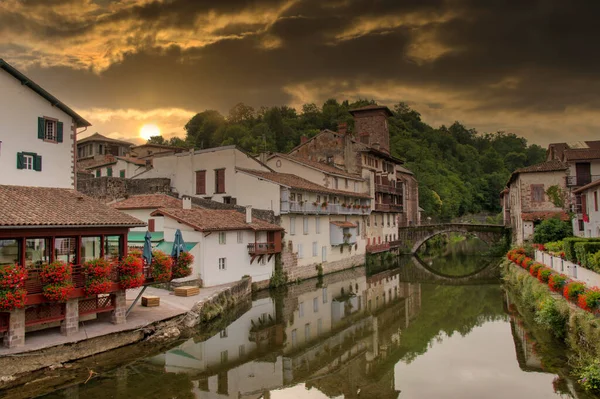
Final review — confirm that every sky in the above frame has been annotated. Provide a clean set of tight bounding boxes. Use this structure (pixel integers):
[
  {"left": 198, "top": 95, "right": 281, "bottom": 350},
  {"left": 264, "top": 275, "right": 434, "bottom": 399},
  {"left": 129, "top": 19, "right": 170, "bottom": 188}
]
[{"left": 1, "top": 0, "right": 598, "bottom": 146}]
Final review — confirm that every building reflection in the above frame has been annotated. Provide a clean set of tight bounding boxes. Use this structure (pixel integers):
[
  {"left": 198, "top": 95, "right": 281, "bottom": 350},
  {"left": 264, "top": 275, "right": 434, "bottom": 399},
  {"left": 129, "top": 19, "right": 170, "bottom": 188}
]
[{"left": 147, "top": 267, "right": 422, "bottom": 398}]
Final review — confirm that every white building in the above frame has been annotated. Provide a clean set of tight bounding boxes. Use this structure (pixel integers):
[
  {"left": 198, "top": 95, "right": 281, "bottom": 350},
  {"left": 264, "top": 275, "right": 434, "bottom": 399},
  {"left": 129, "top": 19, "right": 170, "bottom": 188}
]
[
  {"left": 0, "top": 58, "right": 91, "bottom": 188},
  {"left": 87, "top": 156, "right": 148, "bottom": 178},
  {"left": 573, "top": 180, "right": 600, "bottom": 237}
]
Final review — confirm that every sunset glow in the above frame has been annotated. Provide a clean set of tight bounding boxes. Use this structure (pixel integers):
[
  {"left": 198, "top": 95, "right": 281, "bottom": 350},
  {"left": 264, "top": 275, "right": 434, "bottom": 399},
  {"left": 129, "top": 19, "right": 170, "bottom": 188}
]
[{"left": 139, "top": 124, "right": 160, "bottom": 140}]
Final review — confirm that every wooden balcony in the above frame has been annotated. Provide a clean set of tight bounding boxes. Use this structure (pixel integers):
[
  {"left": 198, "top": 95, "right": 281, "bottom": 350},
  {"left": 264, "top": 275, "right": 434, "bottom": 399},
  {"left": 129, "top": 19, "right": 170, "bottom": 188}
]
[
  {"left": 374, "top": 203, "right": 404, "bottom": 212},
  {"left": 366, "top": 243, "right": 390, "bottom": 254},
  {"left": 375, "top": 184, "right": 403, "bottom": 195},
  {"left": 282, "top": 201, "right": 371, "bottom": 215},
  {"left": 247, "top": 242, "right": 280, "bottom": 255},
  {"left": 566, "top": 175, "right": 600, "bottom": 187}
]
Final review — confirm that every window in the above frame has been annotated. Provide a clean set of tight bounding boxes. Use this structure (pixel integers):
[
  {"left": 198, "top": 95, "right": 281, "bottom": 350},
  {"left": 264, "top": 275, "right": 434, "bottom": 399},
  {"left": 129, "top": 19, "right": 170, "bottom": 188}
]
[
  {"left": 374, "top": 215, "right": 377, "bottom": 226},
  {"left": 316, "top": 217, "right": 321, "bottom": 234},
  {"left": 55, "top": 237, "right": 76, "bottom": 264},
  {"left": 37, "top": 117, "right": 63, "bottom": 143},
  {"left": 334, "top": 177, "right": 338, "bottom": 189},
  {"left": 322, "top": 287, "right": 328, "bottom": 303},
  {"left": 99, "top": 144, "right": 103, "bottom": 154},
  {"left": 219, "top": 232, "right": 226, "bottom": 244},
  {"left": 387, "top": 214, "right": 390, "bottom": 226},
  {"left": 107, "top": 167, "right": 113, "bottom": 177},
  {"left": 119, "top": 169, "right": 126, "bottom": 178},
  {"left": 531, "top": 184, "right": 545, "bottom": 202},
  {"left": 290, "top": 193, "right": 296, "bottom": 202},
  {"left": 237, "top": 231, "right": 243, "bottom": 244},
  {"left": 317, "top": 319, "right": 323, "bottom": 335},
  {"left": 0, "top": 239, "right": 19, "bottom": 267},
  {"left": 595, "top": 191, "right": 598, "bottom": 212},
  {"left": 298, "top": 243, "right": 303, "bottom": 259},
  {"left": 305, "top": 323, "right": 311, "bottom": 342},
  {"left": 313, "top": 297, "right": 319, "bottom": 312},
  {"left": 220, "top": 329, "right": 228, "bottom": 338},
  {"left": 290, "top": 217, "right": 296, "bottom": 235},
  {"left": 357, "top": 221, "right": 360, "bottom": 235},
  {"left": 292, "top": 329, "right": 298, "bottom": 347},
  {"left": 299, "top": 301, "right": 304, "bottom": 317},
  {"left": 219, "top": 257, "right": 226, "bottom": 270},
  {"left": 354, "top": 182, "right": 359, "bottom": 192},
  {"left": 81, "top": 236, "right": 101, "bottom": 263},
  {"left": 215, "top": 169, "right": 226, "bottom": 194},
  {"left": 16, "top": 152, "right": 41, "bottom": 171},
  {"left": 322, "top": 246, "right": 327, "bottom": 262},
  {"left": 220, "top": 350, "right": 228, "bottom": 364},
  {"left": 96, "top": 170, "right": 100, "bottom": 178},
  {"left": 345, "top": 179, "right": 349, "bottom": 188},
  {"left": 312, "top": 242, "right": 318, "bottom": 257},
  {"left": 104, "top": 236, "right": 121, "bottom": 261},
  {"left": 196, "top": 170, "right": 206, "bottom": 195},
  {"left": 303, "top": 217, "right": 309, "bottom": 234}
]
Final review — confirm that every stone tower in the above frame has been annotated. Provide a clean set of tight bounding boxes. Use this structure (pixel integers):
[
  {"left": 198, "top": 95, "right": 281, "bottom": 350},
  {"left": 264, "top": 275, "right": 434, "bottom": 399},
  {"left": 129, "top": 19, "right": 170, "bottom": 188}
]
[{"left": 349, "top": 105, "right": 393, "bottom": 154}]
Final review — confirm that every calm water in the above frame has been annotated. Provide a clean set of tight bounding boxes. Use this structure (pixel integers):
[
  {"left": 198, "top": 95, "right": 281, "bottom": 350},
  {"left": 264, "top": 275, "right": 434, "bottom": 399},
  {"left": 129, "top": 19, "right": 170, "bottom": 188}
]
[{"left": 17, "top": 250, "right": 593, "bottom": 398}]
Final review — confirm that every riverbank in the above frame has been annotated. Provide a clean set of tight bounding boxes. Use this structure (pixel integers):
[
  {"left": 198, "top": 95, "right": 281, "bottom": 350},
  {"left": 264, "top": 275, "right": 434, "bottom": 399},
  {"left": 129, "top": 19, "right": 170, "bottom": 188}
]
[
  {"left": 0, "top": 277, "right": 251, "bottom": 386},
  {"left": 503, "top": 259, "right": 600, "bottom": 396}
]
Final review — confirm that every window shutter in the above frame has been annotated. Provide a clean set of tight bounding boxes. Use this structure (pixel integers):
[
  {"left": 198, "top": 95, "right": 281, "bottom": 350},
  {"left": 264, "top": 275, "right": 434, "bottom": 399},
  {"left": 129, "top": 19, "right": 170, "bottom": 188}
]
[
  {"left": 216, "top": 169, "right": 225, "bottom": 193},
  {"left": 16, "top": 152, "right": 24, "bottom": 169},
  {"left": 38, "top": 117, "right": 44, "bottom": 139},
  {"left": 96, "top": 170, "right": 100, "bottom": 177},
  {"left": 196, "top": 171, "right": 206, "bottom": 194},
  {"left": 57, "top": 122, "right": 63, "bottom": 143},
  {"left": 107, "top": 167, "right": 112, "bottom": 177},
  {"left": 148, "top": 219, "right": 155, "bottom": 232},
  {"left": 34, "top": 154, "right": 42, "bottom": 171}
]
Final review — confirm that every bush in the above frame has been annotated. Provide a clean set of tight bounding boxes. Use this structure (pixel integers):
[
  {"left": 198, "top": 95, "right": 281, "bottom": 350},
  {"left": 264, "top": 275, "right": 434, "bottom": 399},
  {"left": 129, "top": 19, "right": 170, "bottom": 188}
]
[
  {"left": 529, "top": 263, "right": 544, "bottom": 277},
  {"left": 578, "top": 360, "right": 600, "bottom": 394},
  {"left": 537, "top": 268, "right": 553, "bottom": 283},
  {"left": 578, "top": 288, "right": 600, "bottom": 312},
  {"left": 564, "top": 281, "right": 587, "bottom": 302},
  {"left": 544, "top": 240, "right": 564, "bottom": 254},
  {"left": 589, "top": 251, "right": 600, "bottom": 273},
  {"left": 574, "top": 242, "right": 600, "bottom": 268},
  {"left": 564, "top": 237, "right": 600, "bottom": 263},
  {"left": 535, "top": 297, "right": 568, "bottom": 339},
  {"left": 533, "top": 218, "right": 573, "bottom": 244},
  {"left": 549, "top": 274, "right": 569, "bottom": 292}
]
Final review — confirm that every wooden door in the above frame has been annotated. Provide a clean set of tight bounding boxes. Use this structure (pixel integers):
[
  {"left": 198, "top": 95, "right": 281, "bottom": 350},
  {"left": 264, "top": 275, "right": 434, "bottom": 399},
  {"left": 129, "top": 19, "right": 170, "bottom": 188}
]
[{"left": 576, "top": 163, "right": 591, "bottom": 186}]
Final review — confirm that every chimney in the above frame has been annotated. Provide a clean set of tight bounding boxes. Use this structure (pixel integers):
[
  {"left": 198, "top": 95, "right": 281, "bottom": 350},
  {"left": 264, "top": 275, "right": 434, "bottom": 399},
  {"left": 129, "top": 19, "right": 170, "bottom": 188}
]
[
  {"left": 246, "top": 205, "right": 252, "bottom": 224},
  {"left": 300, "top": 136, "right": 308, "bottom": 144},
  {"left": 338, "top": 122, "right": 348, "bottom": 135},
  {"left": 182, "top": 196, "right": 192, "bottom": 210}
]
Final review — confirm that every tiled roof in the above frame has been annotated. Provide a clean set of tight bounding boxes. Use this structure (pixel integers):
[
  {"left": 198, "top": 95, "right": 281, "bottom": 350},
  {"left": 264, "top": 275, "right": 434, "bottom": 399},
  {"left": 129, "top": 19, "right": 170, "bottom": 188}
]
[
  {"left": 131, "top": 143, "right": 187, "bottom": 151},
  {"left": 349, "top": 104, "right": 393, "bottom": 116},
  {"left": 78, "top": 133, "right": 134, "bottom": 146},
  {"left": 116, "top": 156, "right": 147, "bottom": 166},
  {"left": 269, "top": 153, "right": 362, "bottom": 179},
  {"left": 236, "top": 168, "right": 371, "bottom": 199},
  {"left": 330, "top": 221, "right": 357, "bottom": 228},
  {"left": 0, "top": 185, "right": 145, "bottom": 227},
  {"left": 507, "top": 160, "right": 567, "bottom": 186},
  {"left": 521, "top": 211, "right": 569, "bottom": 222},
  {"left": 573, "top": 179, "right": 600, "bottom": 194},
  {"left": 150, "top": 208, "right": 283, "bottom": 232},
  {"left": 564, "top": 148, "right": 600, "bottom": 161},
  {"left": 111, "top": 194, "right": 183, "bottom": 210}
]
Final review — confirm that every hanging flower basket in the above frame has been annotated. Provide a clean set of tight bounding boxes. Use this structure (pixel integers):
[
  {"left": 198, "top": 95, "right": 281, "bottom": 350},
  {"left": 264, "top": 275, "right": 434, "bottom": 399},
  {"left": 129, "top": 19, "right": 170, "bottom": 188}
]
[
  {"left": 82, "top": 258, "right": 114, "bottom": 296},
  {"left": 117, "top": 254, "right": 144, "bottom": 289},
  {"left": 43, "top": 282, "right": 74, "bottom": 302},
  {"left": 172, "top": 252, "right": 194, "bottom": 279},
  {"left": 41, "top": 261, "right": 74, "bottom": 302},
  {"left": 0, "top": 289, "right": 27, "bottom": 311},
  {"left": 151, "top": 250, "right": 173, "bottom": 282},
  {"left": 0, "top": 264, "right": 28, "bottom": 290}
]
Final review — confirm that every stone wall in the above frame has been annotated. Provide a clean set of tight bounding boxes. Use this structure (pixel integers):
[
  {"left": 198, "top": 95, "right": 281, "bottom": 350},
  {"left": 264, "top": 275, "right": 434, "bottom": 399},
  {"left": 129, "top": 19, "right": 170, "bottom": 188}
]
[
  {"left": 77, "top": 177, "right": 172, "bottom": 203},
  {"left": 281, "top": 245, "right": 365, "bottom": 282}
]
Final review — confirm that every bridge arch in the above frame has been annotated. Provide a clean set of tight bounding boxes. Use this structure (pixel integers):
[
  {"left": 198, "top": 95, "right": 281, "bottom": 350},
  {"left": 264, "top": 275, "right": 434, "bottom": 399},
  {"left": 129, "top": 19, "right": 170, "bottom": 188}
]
[
  {"left": 399, "top": 255, "right": 502, "bottom": 285},
  {"left": 398, "top": 224, "right": 507, "bottom": 254}
]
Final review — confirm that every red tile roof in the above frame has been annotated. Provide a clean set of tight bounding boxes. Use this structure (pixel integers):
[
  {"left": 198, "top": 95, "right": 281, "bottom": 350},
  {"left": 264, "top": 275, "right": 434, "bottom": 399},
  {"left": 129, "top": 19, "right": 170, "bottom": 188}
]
[
  {"left": 111, "top": 194, "right": 183, "bottom": 210},
  {"left": 564, "top": 148, "right": 600, "bottom": 161},
  {"left": 330, "top": 221, "right": 357, "bottom": 228},
  {"left": 236, "top": 168, "right": 371, "bottom": 199},
  {"left": 573, "top": 178, "right": 600, "bottom": 194},
  {"left": 507, "top": 160, "right": 567, "bottom": 185},
  {"left": 78, "top": 133, "right": 134, "bottom": 146},
  {"left": 0, "top": 185, "right": 145, "bottom": 227},
  {"left": 150, "top": 208, "right": 283, "bottom": 232},
  {"left": 521, "top": 211, "right": 569, "bottom": 222},
  {"left": 269, "top": 153, "right": 362, "bottom": 179}
]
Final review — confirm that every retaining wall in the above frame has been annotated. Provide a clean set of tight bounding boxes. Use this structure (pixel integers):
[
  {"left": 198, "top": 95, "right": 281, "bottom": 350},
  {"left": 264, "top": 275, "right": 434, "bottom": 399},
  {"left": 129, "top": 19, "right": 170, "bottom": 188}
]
[{"left": 535, "top": 250, "right": 600, "bottom": 287}]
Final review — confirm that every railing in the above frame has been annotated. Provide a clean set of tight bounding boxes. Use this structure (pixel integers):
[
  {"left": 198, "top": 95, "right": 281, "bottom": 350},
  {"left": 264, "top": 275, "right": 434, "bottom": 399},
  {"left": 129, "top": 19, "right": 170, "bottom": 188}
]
[
  {"left": 374, "top": 203, "right": 404, "bottom": 212},
  {"left": 283, "top": 201, "right": 371, "bottom": 215},
  {"left": 248, "top": 242, "right": 278, "bottom": 255},
  {"left": 366, "top": 243, "right": 390, "bottom": 253},
  {"left": 375, "top": 184, "right": 403, "bottom": 195},
  {"left": 389, "top": 240, "right": 403, "bottom": 248},
  {"left": 566, "top": 175, "right": 600, "bottom": 187}
]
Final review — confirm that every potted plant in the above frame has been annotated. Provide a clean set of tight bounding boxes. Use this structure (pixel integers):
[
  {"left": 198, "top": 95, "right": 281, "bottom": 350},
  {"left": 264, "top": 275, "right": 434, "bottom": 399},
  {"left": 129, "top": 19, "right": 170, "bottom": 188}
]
[
  {"left": 151, "top": 250, "right": 173, "bottom": 282},
  {"left": 118, "top": 253, "right": 145, "bottom": 289},
  {"left": 40, "top": 260, "right": 74, "bottom": 302},
  {"left": 312, "top": 201, "right": 319, "bottom": 206},
  {"left": 82, "top": 258, "right": 114, "bottom": 296},
  {"left": 321, "top": 201, "right": 328, "bottom": 208},
  {"left": 172, "top": 252, "right": 194, "bottom": 279},
  {"left": 0, "top": 264, "right": 27, "bottom": 311}
]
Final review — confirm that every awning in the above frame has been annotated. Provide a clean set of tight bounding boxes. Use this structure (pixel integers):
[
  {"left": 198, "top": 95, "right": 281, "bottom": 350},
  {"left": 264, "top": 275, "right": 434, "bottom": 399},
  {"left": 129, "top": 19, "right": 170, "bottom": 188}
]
[
  {"left": 155, "top": 242, "right": 197, "bottom": 253},
  {"left": 128, "top": 231, "right": 164, "bottom": 242}
]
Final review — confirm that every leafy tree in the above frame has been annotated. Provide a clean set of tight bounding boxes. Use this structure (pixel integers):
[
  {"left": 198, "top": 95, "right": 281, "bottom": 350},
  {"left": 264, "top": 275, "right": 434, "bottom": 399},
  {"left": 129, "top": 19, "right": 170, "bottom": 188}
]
[
  {"left": 533, "top": 218, "right": 573, "bottom": 244},
  {"left": 184, "top": 110, "right": 226, "bottom": 149}
]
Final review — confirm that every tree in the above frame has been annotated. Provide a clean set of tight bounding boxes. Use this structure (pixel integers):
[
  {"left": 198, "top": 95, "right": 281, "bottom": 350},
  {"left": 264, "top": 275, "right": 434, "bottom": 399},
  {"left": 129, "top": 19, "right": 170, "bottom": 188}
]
[
  {"left": 147, "top": 135, "right": 166, "bottom": 145},
  {"left": 228, "top": 102, "right": 255, "bottom": 124},
  {"left": 533, "top": 218, "right": 573, "bottom": 244},
  {"left": 184, "top": 110, "right": 225, "bottom": 149}
]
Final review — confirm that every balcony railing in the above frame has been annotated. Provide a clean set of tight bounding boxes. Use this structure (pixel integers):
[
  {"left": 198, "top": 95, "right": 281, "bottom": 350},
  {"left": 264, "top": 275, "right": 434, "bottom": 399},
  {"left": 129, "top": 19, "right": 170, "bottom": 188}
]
[
  {"left": 566, "top": 175, "right": 600, "bottom": 187},
  {"left": 366, "top": 243, "right": 390, "bottom": 253},
  {"left": 389, "top": 240, "right": 403, "bottom": 248},
  {"left": 282, "top": 201, "right": 371, "bottom": 215},
  {"left": 374, "top": 203, "right": 404, "bottom": 212},
  {"left": 375, "top": 184, "right": 403, "bottom": 195},
  {"left": 247, "top": 242, "right": 279, "bottom": 255}
]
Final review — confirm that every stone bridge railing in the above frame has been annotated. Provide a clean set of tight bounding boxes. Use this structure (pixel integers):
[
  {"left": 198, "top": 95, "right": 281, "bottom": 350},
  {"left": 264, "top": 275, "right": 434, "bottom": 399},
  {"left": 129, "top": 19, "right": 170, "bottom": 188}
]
[{"left": 398, "top": 223, "right": 507, "bottom": 253}]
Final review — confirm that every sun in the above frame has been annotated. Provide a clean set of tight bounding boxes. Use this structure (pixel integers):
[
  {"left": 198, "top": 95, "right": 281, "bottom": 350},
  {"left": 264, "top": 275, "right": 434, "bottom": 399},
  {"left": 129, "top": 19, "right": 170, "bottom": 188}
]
[{"left": 139, "top": 124, "right": 161, "bottom": 140}]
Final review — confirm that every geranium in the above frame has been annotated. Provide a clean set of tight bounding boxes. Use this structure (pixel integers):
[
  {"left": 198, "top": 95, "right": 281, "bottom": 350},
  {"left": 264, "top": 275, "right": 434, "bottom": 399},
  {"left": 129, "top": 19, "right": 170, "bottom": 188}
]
[
  {"left": 548, "top": 274, "right": 569, "bottom": 292},
  {"left": 529, "top": 263, "right": 544, "bottom": 277},
  {"left": 85, "top": 279, "right": 113, "bottom": 296},
  {"left": 577, "top": 288, "right": 600, "bottom": 312},
  {"left": 0, "top": 289, "right": 27, "bottom": 311},
  {"left": 172, "top": 251, "right": 194, "bottom": 279},
  {"left": 43, "top": 282, "right": 74, "bottom": 302},
  {"left": 40, "top": 261, "right": 71, "bottom": 285},
  {"left": 537, "top": 268, "right": 553, "bottom": 283},
  {"left": 82, "top": 258, "right": 113, "bottom": 296},
  {"left": 0, "top": 264, "right": 28, "bottom": 290},
  {"left": 151, "top": 250, "right": 173, "bottom": 282},
  {"left": 563, "top": 281, "right": 586, "bottom": 302},
  {"left": 117, "top": 254, "right": 144, "bottom": 289}
]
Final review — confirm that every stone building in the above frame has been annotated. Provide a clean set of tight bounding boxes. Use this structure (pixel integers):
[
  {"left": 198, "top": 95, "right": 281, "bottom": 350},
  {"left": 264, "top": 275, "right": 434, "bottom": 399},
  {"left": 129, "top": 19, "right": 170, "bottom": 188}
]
[
  {"left": 76, "top": 133, "right": 134, "bottom": 169},
  {"left": 502, "top": 160, "right": 569, "bottom": 244}
]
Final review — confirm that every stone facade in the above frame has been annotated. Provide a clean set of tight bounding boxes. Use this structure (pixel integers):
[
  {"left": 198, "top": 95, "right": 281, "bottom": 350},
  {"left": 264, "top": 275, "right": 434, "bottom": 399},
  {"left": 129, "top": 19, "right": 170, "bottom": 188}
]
[
  {"left": 61, "top": 299, "right": 79, "bottom": 336},
  {"left": 281, "top": 244, "right": 364, "bottom": 282},
  {"left": 351, "top": 107, "right": 391, "bottom": 154},
  {"left": 77, "top": 177, "right": 172, "bottom": 203},
  {"left": 3, "top": 309, "right": 24, "bottom": 348},
  {"left": 111, "top": 291, "right": 127, "bottom": 325}
]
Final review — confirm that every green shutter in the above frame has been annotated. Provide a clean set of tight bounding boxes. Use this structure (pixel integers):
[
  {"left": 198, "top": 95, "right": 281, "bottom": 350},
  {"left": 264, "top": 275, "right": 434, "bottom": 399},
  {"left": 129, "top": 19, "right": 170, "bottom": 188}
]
[
  {"left": 16, "top": 152, "right": 23, "bottom": 169},
  {"left": 120, "top": 169, "right": 125, "bottom": 178},
  {"left": 34, "top": 155, "right": 42, "bottom": 171},
  {"left": 37, "top": 117, "right": 44, "bottom": 139},
  {"left": 107, "top": 167, "right": 112, "bottom": 177},
  {"left": 96, "top": 170, "right": 100, "bottom": 178},
  {"left": 57, "top": 122, "right": 63, "bottom": 143}
]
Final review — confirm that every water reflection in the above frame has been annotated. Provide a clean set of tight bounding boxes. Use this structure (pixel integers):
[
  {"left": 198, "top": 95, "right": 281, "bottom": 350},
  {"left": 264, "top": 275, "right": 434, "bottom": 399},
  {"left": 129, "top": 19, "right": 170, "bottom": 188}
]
[{"left": 33, "top": 255, "right": 594, "bottom": 399}]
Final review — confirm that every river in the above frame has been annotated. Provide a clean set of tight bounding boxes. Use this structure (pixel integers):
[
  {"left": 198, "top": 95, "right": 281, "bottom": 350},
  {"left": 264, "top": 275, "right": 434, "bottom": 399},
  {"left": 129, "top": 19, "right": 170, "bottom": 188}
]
[{"left": 13, "top": 243, "right": 597, "bottom": 398}]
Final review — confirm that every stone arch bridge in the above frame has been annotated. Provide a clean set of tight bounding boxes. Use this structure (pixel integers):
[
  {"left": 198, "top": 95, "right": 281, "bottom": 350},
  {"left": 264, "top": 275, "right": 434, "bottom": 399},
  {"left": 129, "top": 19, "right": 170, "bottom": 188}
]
[
  {"left": 398, "top": 223, "right": 508, "bottom": 253},
  {"left": 394, "top": 256, "right": 502, "bottom": 285}
]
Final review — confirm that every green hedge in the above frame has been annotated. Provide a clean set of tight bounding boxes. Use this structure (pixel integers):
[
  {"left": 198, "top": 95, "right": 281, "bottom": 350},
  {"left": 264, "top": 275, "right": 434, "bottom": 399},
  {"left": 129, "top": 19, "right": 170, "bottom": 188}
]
[
  {"left": 563, "top": 238, "right": 600, "bottom": 263},
  {"left": 574, "top": 242, "right": 600, "bottom": 268}
]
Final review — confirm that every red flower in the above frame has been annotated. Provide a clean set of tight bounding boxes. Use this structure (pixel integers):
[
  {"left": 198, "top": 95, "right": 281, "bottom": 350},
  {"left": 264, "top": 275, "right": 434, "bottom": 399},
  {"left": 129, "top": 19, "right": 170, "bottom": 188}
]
[
  {"left": 40, "top": 261, "right": 71, "bottom": 285},
  {"left": 151, "top": 250, "right": 173, "bottom": 282},
  {"left": 117, "top": 254, "right": 145, "bottom": 289},
  {"left": 0, "top": 289, "right": 27, "bottom": 311},
  {"left": 172, "top": 252, "right": 194, "bottom": 279},
  {"left": 43, "top": 282, "right": 74, "bottom": 302}
]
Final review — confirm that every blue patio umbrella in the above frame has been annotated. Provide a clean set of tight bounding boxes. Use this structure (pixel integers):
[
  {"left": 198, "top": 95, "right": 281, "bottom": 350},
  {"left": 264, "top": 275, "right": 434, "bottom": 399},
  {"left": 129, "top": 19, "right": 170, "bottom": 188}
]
[
  {"left": 171, "top": 229, "right": 186, "bottom": 258},
  {"left": 142, "top": 231, "right": 153, "bottom": 264}
]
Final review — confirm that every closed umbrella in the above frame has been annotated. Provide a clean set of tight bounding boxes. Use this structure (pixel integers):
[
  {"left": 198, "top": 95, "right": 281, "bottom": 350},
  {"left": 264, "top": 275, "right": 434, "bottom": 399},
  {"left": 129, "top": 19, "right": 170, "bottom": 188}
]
[
  {"left": 171, "top": 229, "right": 186, "bottom": 258},
  {"left": 143, "top": 231, "right": 153, "bottom": 265}
]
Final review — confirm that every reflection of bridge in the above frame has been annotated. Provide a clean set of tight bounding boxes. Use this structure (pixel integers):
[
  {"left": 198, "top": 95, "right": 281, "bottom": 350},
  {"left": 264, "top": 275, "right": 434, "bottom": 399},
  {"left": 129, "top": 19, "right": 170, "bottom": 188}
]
[
  {"left": 394, "top": 256, "right": 502, "bottom": 285},
  {"left": 398, "top": 223, "right": 507, "bottom": 253}
]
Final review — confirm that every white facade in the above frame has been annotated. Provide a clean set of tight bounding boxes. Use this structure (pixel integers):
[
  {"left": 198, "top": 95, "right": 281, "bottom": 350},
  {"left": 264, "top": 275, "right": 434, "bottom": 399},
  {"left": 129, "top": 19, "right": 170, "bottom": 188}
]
[
  {"left": 575, "top": 184, "right": 600, "bottom": 238},
  {"left": 88, "top": 158, "right": 146, "bottom": 178},
  {"left": 0, "top": 67, "right": 78, "bottom": 188},
  {"left": 135, "top": 146, "right": 280, "bottom": 213}
]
